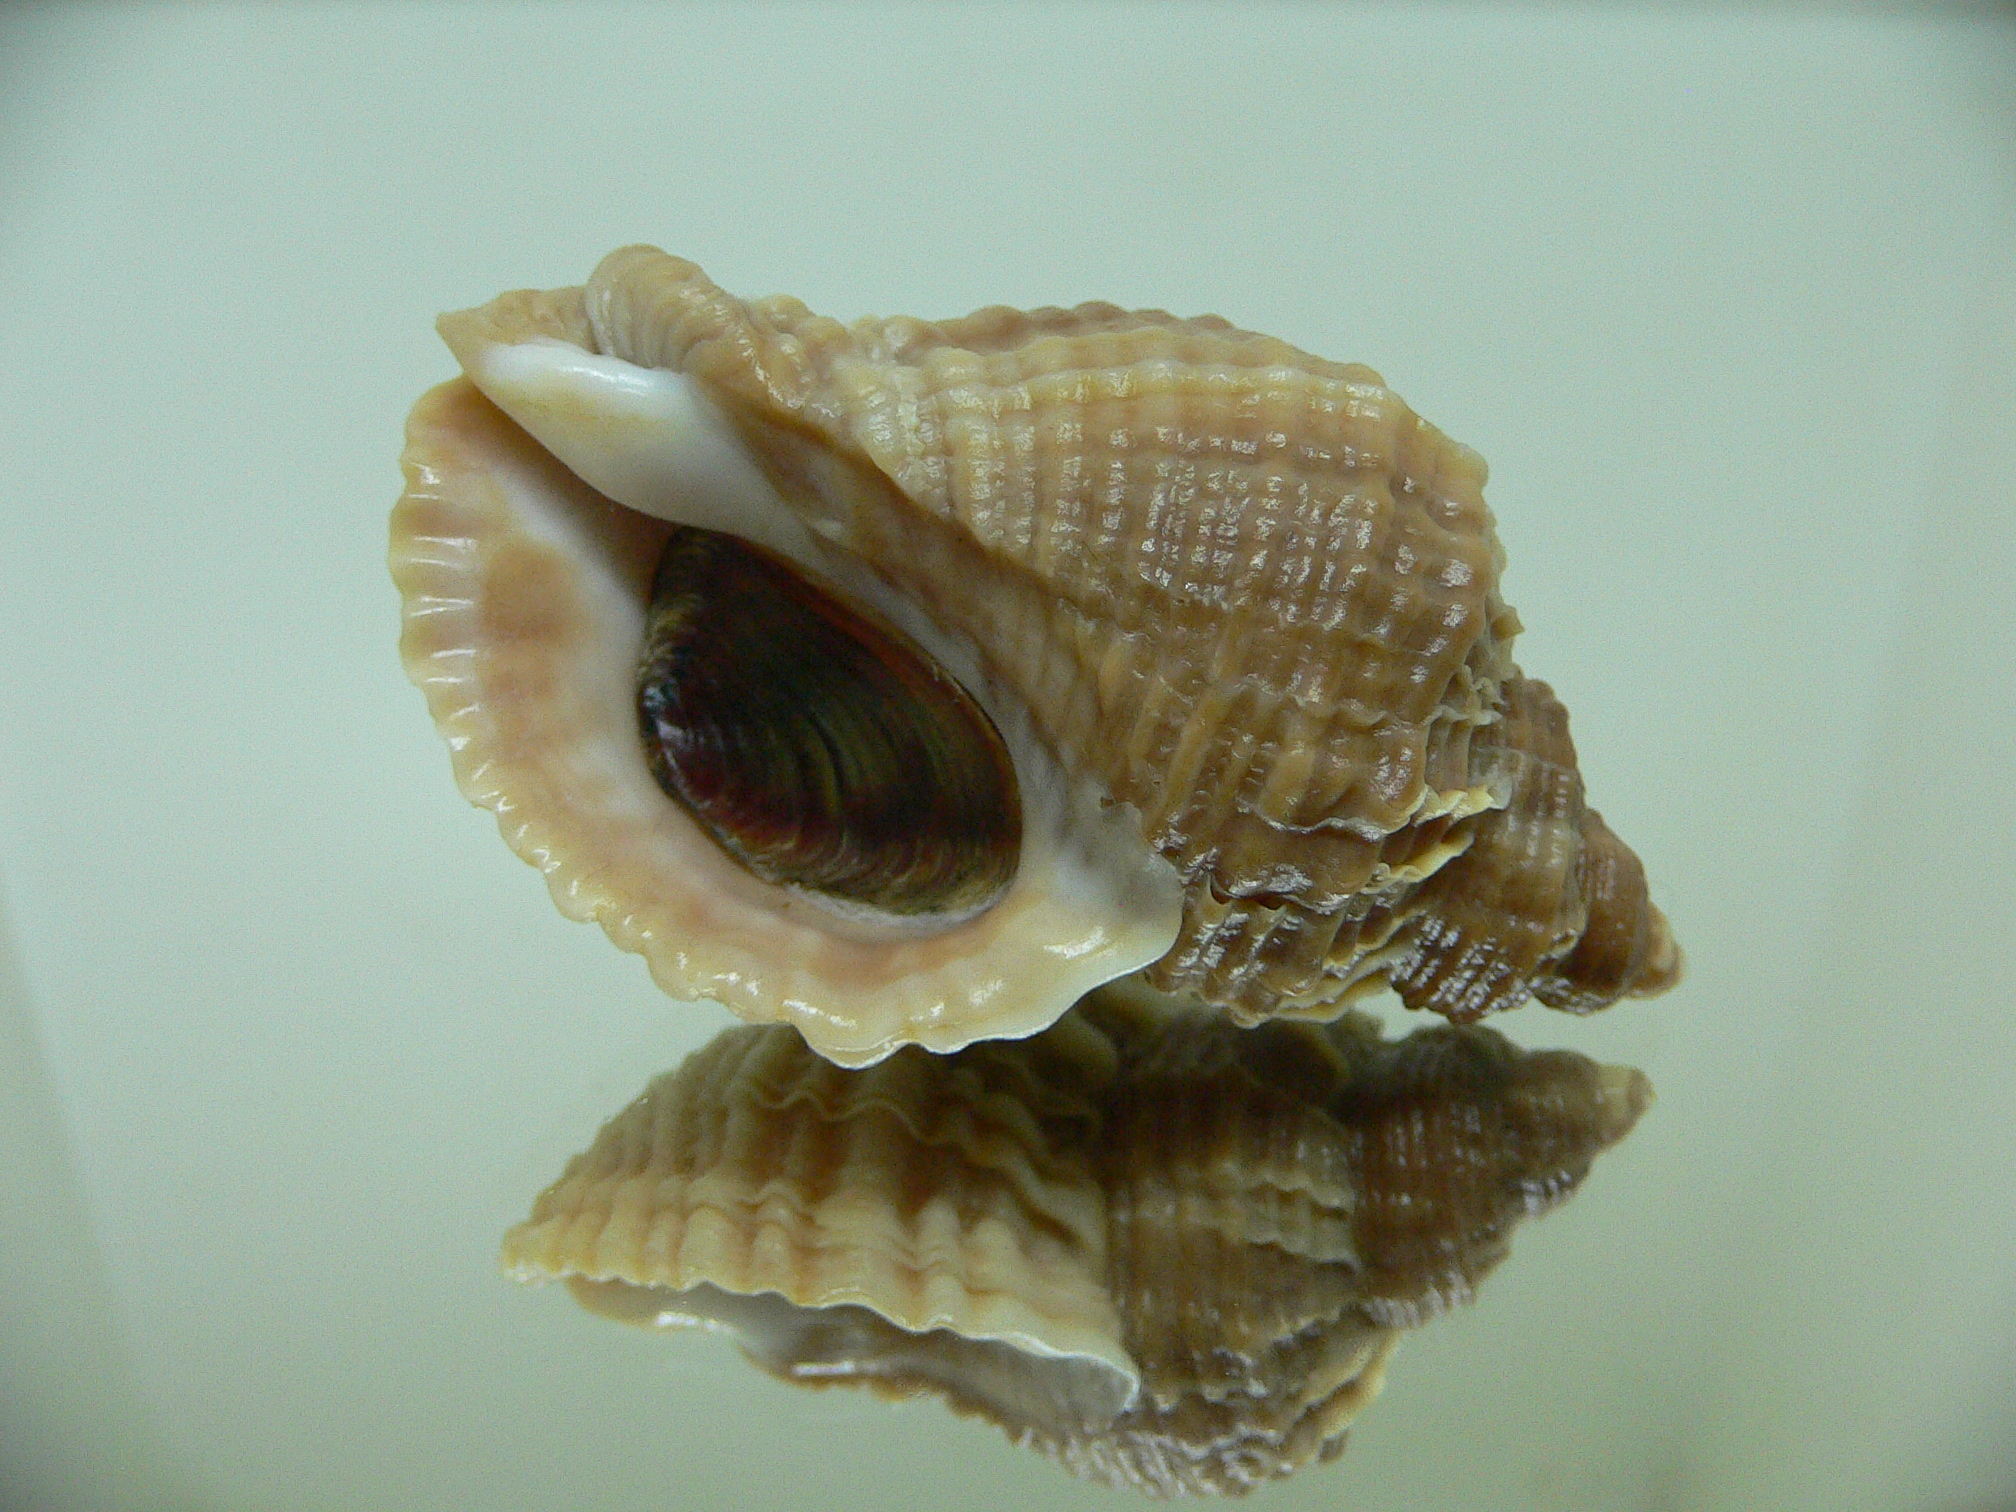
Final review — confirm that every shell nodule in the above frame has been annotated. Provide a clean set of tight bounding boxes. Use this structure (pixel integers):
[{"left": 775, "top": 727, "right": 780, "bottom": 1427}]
[
  {"left": 391, "top": 247, "right": 1680, "bottom": 1059},
  {"left": 504, "top": 985, "right": 1652, "bottom": 1496}
]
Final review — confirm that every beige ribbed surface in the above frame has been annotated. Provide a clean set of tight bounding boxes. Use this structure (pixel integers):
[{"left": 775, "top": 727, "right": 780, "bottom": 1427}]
[{"left": 506, "top": 984, "right": 1652, "bottom": 1496}]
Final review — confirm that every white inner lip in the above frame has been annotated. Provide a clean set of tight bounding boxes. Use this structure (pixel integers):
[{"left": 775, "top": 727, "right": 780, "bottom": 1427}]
[
  {"left": 470, "top": 338, "right": 819, "bottom": 562},
  {"left": 467, "top": 336, "right": 966, "bottom": 678}
]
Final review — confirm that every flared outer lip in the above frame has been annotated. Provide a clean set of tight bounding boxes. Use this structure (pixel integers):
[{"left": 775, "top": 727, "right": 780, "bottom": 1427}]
[{"left": 389, "top": 378, "right": 1183, "bottom": 1066}]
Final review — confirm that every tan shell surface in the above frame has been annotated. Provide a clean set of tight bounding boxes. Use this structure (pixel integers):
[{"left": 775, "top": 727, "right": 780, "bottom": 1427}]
[
  {"left": 400, "top": 247, "right": 1679, "bottom": 1047},
  {"left": 505, "top": 983, "right": 1651, "bottom": 1496}
]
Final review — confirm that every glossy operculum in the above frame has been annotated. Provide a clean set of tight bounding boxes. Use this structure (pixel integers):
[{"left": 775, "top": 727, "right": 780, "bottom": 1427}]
[{"left": 637, "top": 526, "right": 1021, "bottom": 918}]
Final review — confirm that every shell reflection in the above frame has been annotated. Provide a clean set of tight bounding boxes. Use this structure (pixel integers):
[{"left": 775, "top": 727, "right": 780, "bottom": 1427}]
[{"left": 504, "top": 986, "right": 1650, "bottom": 1496}]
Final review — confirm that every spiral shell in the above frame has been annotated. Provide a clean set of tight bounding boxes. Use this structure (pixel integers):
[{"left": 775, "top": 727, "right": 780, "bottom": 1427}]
[
  {"left": 391, "top": 248, "right": 1679, "bottom": 1060},
  {"left": 503, "top": 984, "right": 1651, "bottom": 1496}
]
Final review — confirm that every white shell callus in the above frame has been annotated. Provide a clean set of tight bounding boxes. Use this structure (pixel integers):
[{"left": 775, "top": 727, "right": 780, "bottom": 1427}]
[
  {"left": 391, "top": 250, "right": 1679, "bottom": 1063},
  {"left": 503, "top": 985, "right": 1652, "bottom": 1495}
]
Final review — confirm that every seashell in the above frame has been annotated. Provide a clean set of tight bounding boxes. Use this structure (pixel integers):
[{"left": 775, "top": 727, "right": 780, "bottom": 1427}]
[
  {"left": 393, "top": 379, "right": 1176, "bottom": 1066},
  {"left": 503, "top": 982, "right": 1653, "bottom": 1496},
  {"left": 390, "top": 248, "right": 1679, "bottom": 1062}
]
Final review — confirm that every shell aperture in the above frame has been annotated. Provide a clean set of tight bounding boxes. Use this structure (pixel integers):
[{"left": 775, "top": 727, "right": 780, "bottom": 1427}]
[
  {"left": 504, "top": 984, "right": 1652, "bottom": 1496},
  {"left": 391, "top": 378, "right": 1182, "bottom": 1066},
  {"left": 637, "top": 526, "right": 1021, "bottom": 918}
]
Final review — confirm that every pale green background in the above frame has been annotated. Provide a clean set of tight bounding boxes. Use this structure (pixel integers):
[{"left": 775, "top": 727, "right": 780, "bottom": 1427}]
[{"left": 2, "top": 4, "right": 2012, "bottom": 1510}]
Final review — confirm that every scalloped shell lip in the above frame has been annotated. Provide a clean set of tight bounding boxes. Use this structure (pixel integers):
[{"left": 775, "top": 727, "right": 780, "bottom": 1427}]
[{"left": 390, "top": 378, "right": 1183, "bottom": 1066}]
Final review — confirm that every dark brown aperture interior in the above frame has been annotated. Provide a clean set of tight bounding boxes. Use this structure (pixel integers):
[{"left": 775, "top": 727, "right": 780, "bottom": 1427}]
[{"left": 637, "top": 526, "right": 1021, "bottom": 917}]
